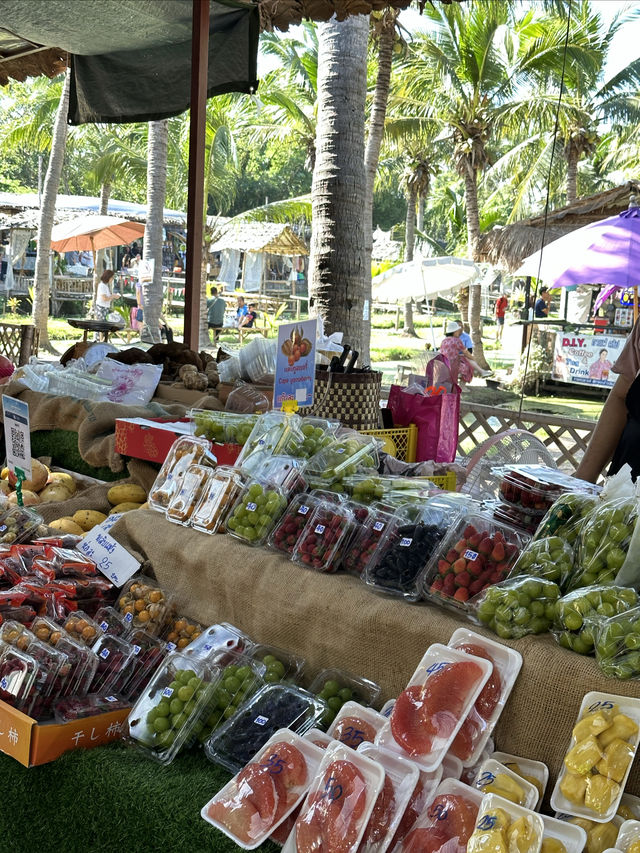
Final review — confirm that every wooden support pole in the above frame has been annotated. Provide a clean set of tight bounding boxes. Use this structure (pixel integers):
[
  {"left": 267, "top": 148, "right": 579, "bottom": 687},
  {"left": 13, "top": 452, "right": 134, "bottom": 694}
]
[{"left": 183, "top": 0, "right": 209, "bottom": 351}]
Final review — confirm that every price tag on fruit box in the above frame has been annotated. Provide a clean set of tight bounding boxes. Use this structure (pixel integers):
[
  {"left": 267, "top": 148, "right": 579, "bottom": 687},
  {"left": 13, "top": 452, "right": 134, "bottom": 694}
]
[
  {"left": 400, "top": 537, "right": 413, "bottom": 547},
  {"left": 464, "top": 549, "right": 479, "bottom": 561},
  {"left": 77, "top": 515, "right": 140, "bottom": 588},
  {"left": 2, "top": 395, "right": 32, "bottom": 481}
]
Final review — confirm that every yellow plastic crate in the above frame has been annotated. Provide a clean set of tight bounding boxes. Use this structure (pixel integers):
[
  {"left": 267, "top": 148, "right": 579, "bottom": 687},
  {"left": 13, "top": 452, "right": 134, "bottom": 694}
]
[
  {"left": 423, "top": 471, "right": 457, "bottom": 492},
  {"left": 360, "top": 425, "right": 418, "bottom": 463}
]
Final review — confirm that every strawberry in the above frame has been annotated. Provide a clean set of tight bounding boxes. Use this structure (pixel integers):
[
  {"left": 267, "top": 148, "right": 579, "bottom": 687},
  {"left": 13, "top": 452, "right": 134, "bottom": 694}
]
[
  {"left": 490, "top": 542, "right": 505, "bottom": 562},
  {"left": 443, "top": 574, "right": 456, "bottom": 594},
  {"left": 454, "top": 588, "right": 469, "bottom": 602},
  {"left": 438, "top": 560, "right": 451, "bottom": 576},
  {"left": 468, "top": 533, "right": 482, "bottom": 548},
  {"left": 478, "top": 538, "right": 492, "bottom": 555},
  {"left": 463, "top": 525, "right": 477, "bottom": 539},
  {"left": 467, "top": 559, "right": 483, "bottom": 577},
  {"left": 490, "top": 571, "right": 504, "bottom": 583},
  {"left": 446, "top": 549, "right": 459, "bottom": 563},
  {"left": 452, "top": 558, "right": 467, "bottom": 574},
  {"left": 469, "top": 578, "right": 484, "bottom": 596},
  {"left": 431, "top": 577, "right": 444, "bottom": 592},
  {"left": 454, "top": 539, "right": 468, "bottom": 555},
  {"left": 455, "top": 571, "right": 471, "bottom": 588}
]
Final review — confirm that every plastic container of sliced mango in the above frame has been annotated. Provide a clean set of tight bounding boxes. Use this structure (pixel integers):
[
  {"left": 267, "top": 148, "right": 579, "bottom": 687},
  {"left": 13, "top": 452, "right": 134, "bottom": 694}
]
[
  {"left": 617, "top": 819, "right": 640, "bottom": 853},
  {"left": 467, "top": 792, "right": 544, "bottom": 853},
  {"left": 472, "top": 757, "right": 539, "bottom": 811},
  {"left": 491, "top": 751, "right": 549, "bottom": 810},
  {"left": 550, "top": 691, "right": 640, "bottom": 824},
  {"left": 540, "top": 813, "right": 587, "bottom": 853}
]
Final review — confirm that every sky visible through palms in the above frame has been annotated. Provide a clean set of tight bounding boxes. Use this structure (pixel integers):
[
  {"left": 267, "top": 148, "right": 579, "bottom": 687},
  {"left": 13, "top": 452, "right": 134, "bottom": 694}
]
[{"left": 258, "top": 0, "right": 640, "bottom": 82}]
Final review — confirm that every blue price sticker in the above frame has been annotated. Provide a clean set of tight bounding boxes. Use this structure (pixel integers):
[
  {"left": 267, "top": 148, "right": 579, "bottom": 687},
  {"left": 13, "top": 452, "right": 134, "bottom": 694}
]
[
  {"left": 254, "top": 715, "right": 269, "bottom": 726},
  {"left": 373, "top": 522, "right": 385, "bottom": 532},
  {"left": 162, "top": 687, "right": 174, "bottom": 698},
  {"left": 100, "top": 648, "right": 110, "bottom": 660},
  {"left": 298, "top": 505, "right": 310, "bottom": 515},
  {"left": 400, "top": 537, "right": 413, "bottom": 547},
  {"left": 247, "top": 502, "right": 257, "bottom": 512}
]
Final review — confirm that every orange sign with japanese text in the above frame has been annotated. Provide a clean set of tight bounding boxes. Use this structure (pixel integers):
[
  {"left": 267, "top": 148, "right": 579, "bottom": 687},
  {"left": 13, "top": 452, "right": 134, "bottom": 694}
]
[{"left": 0, "top": 701, "right": 33, "bottom": 765}]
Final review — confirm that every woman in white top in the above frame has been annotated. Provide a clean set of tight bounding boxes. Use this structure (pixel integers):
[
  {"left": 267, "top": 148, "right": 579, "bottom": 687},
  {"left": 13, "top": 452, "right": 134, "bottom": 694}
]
[{"left": 95, "top": 269, "right": 119, "bottom": 321}]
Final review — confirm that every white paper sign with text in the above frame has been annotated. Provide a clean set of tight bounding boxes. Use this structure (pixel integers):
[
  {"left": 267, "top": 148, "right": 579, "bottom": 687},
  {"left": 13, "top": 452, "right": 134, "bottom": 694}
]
[{"left": 77, "top": 514, "right": 140, "bottom": 587}]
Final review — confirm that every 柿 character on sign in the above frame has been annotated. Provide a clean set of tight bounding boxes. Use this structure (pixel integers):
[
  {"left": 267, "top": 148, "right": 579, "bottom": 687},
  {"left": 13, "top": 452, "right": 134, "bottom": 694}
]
[
  {"left": 8, "top": 727, "right": 18, "bottom": 746},
  {"left": 106, "top": 721, "right": 123, "bottom": 738}
]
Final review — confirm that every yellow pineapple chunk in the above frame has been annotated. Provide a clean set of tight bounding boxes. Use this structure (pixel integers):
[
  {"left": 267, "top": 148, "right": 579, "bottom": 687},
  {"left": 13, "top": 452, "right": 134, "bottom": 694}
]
[
  {"left": 573, "top": 711, "right": 613, "bottom": 742},
  {"left": 541, "top": 840, "right": 567, "bottom": 853},
  {"left": 596, "top": 737, "right": 634, "bottom": 783},
  {"left": 598, "top": 713, "right": 639, "bottom": 749},
  {"left": 584, "top": 774, "right": 620, "bottom": 815},
  {"left": 564, "top": 736, "right": 603, "bottom": 775},
  {"left": 507, "top": 816, "right": 538, "bottom": 853},
  {"left": 560, "top": 772, "right": 587, "bottom": 806}
]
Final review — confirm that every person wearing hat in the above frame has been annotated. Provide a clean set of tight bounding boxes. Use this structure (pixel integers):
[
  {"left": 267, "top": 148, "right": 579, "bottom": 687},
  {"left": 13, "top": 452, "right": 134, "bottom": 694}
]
[{"left": 440, "top": 320, "right": 492, "bottom": 385}]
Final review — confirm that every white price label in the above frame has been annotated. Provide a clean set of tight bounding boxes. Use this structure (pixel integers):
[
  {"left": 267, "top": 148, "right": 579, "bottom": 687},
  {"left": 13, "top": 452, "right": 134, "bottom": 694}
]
[
  {"left": 314, "top": 524, "right": 326, "bottom": 535},
  {"left": 400, "top": 537, "right": 413, "bottom": 547},
  {"left": 298, "top": 505, "right": 310, "bottom": 515},
  {"left": 247, "top": 502, "right": 257, "bottom": 512},
  {"left": 2, "top": 396, "right": 32, "bottom": 481},
  {"left": 254, "top": 715, "right": 269, "bottom": 726},
  {"left": 77, "top": 517, "right": 140, "bottom": 587},
  {"left": 373, "top": 522, "right": 385, "bottom": 532},
  {"left": 463, "top": 549, "right": 479, "bottom": 561}
]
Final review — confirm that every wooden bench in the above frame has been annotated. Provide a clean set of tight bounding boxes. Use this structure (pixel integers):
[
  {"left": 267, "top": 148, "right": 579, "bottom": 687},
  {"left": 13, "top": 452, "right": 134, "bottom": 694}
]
[{"left": 51, "top": 276, "right": 94, "bottom": 316}]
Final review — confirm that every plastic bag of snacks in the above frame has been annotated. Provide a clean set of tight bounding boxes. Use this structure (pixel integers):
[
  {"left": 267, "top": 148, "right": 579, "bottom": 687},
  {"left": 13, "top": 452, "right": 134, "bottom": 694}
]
[
  {"left": 553, "top": 586, "right": 639, "bottom": 656},
  {"left": 551, "top": 692, "right": 640, "bottom": 822},
  {"left": 533, "top": 492, "right": 600, "bottom": 546},
  {"left": 572, "top": 497, "right": 639, "bottom": 591},
  {"left": 471, "top": 576, "right": 561, "bottom": 640},
  {"left": 509, "top": 536, "right": 576, "bottom": 590},
  {"left": 595, "top": 605, "right": 640, "bottom": 679}
]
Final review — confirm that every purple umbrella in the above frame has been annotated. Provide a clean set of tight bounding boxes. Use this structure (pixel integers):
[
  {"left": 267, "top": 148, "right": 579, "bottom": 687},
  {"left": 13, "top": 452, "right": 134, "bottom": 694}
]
[{"left": 515, "top": 207, "right": 640, "bottom": 287}]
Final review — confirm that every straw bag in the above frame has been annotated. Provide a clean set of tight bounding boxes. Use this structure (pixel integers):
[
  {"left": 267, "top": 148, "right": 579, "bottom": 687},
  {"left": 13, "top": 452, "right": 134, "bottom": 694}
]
[{"left": 299, "top": 367, "right": 382, "bottom": 430}]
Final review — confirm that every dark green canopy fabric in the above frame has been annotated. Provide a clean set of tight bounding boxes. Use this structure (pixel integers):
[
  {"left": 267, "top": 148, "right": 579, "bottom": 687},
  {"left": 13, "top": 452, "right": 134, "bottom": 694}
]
[{"left": 0, "top": 0, "right": 259, "bottom": 124}]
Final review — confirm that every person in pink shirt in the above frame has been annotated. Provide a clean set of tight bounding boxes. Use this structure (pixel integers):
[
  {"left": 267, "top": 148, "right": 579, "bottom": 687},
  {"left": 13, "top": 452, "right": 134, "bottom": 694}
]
[
  {"left": 588, "top": 349, "right": 612, "bottom": 381},
  {"left": 439, "top": 321, "right": 491, "bottom": 386}
]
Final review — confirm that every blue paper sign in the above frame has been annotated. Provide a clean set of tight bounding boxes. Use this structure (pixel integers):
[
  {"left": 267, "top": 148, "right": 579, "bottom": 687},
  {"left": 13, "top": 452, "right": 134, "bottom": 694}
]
[{"left": 274, "top": 319, "right": 317, "bottom": 408}]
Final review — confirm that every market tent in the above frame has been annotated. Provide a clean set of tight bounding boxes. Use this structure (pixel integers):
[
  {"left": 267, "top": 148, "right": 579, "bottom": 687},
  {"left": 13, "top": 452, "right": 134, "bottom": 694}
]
[
  {"left": 478, "top": 181, "right": 640, "bottom": 272},
  {"left": 0, "top": 192, "right": 189, "bottom": 227},
  {"left": 209, "top": 222, "right": 308, "bottom": 293},
  {"left": 50, "top": 216, "right": 145, "bottom": 253},
  {"left": 372, "top": 256, "right": 479, "bottom": 302},
  {"left": 0, "top": 0, "right": 259, "bottom": 124}
]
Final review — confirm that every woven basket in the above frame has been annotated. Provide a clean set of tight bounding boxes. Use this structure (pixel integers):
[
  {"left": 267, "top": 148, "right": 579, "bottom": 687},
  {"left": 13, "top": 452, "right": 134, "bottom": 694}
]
[{"left": 299, "top": 367, "right": 382, "bottom": 430}]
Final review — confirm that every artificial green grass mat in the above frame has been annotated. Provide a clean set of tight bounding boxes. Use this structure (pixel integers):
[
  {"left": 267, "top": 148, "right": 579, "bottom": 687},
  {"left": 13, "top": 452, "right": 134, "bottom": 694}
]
[
  {"left": 0, "top": 743, "right": 280, "bottom": 852},
  {"left": 30, "top": 429, "right": 126, "bottom": 482}
]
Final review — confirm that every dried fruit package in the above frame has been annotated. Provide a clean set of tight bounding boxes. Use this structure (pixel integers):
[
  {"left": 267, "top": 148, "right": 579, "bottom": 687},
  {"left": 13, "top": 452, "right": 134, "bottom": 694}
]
[
  {"left": 397, "top": 777, "right": 483, "bottom": 853},
  {"left": 551, "top": 692, "right": 640, "bottom": 822},
  {"left": 282, "top": 741, "right": 385, "bottom": 853},
  {"left": 472, "top": 758, "right": 539, "bottom": 810},
  {"left": 356, "top": 742, "right": 420, "bottom": 853},
  {"left": 447, "top": 628, "right": 522, "bottom": 766},
  {"left": 202, "top": 729, "right": 324, "bottom": 849},
  {"left": 467, "top": 792, "right": 544, "bottom": 853},
  {"left": 376, "top": 644, "right": 492, "bottom": 772},
  {"left": 327, "top": 701, "right": 387, "bottom": 750},
  {"left": 166, "top": 464, "right": 215, "bottom": 526},
  {"left": 554, "top": 586, "right": 639, "bottom": 657},
  {"left": 491, "top": 751, "right": 548, "bottom": 810},
  {"left": 148, "top": 436, "right": 216, "bottom": 512},
  {"left": 540, "top": 813, "right": 587, "bottom": 853},
  {"left": 190, "top": 466, "right": 245, "bottom": 534},
  {"left": 573, "top": 498, "right": 638, "bottom": 591}
]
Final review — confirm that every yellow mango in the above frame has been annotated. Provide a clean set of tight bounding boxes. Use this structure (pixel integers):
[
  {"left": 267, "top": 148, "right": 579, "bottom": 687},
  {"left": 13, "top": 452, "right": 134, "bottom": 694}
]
[
  {"left": 467, "top": 830, "right": 508, "bottom": 853},
  {"left": 573, "top": 712, "right": 613, "bottom": 742},
  {"left": 564, "top": 736, "right": 603, "bottom": 775},
  {"left": 598, "top": 713, "right": 639, "bottom": 748},
  {"left": 108, "top": 502, "right": 142, "bottom": 515},
  {"left": 560, "top": 772, "right": 587, "bottom": 806},
  {"left": 507, "top": 816, "right": 538, "bottom": 853},
  {"left": 596, "top": 737, "right": 634, "bottom": 783},
  {"left": 107, "top": 483, "right": 147, "bottom": 506},
  {"left": 72, "top": 510, "right": 107, "bottom": 532},
  {"left": 584, "top": 774, "right": 620, "bottom": 815},
  {"left": 541, "top": 840, "right": 567, "bottom": 853},
  {"left": 483, "top": 773, "right": 527, "bottom": 805}
]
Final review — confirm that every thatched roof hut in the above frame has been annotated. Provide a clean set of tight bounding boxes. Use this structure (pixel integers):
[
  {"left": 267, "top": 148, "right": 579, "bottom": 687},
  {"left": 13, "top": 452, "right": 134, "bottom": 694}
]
[
  {"left": 209, "top": 221, "right": 308, "bottom": 256},
  {"left": 478, "top": 181, "right": 640, "bottom": 272}
]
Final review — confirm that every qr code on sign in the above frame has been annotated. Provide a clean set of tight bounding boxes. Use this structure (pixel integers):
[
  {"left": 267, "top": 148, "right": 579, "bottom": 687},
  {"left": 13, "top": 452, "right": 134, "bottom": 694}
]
[{"left": 10, "top": 426, "right": 24, "bottom": 460}]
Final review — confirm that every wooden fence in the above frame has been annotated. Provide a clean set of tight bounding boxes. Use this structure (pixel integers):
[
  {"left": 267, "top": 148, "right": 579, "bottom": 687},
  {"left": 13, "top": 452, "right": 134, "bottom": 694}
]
[{"left": 459, "top": 401, "right": 596, "bottom": 472}]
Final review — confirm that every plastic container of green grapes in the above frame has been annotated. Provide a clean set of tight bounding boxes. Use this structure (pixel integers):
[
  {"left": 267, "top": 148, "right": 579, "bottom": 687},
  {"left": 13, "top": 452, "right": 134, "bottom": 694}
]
[
  {"left": 281, "top": 416, "right": 341, "bottom": 460},
  {"left": 196, "top": 649, "right": 265, "bottom": 746},
  {"left": 304, "top": 431, "right": 381, "bottom": 489},
  {"left": 226, "top": 480, "right": 289, "bottom": 546},
  {"left": 308, "top": 667, "right": 381, "bottom": 728},
  {"left": 125, "top": 652, "right": 222, "bottom": 765},
  {"left": 236, "top": 412, "right": 305, "bottom": 475},
  {"left": 189, "top": 409, "right": 259, "bottom": 446},
  {"left": 249, "top": 642, "right": 306, "bottom": 684}
]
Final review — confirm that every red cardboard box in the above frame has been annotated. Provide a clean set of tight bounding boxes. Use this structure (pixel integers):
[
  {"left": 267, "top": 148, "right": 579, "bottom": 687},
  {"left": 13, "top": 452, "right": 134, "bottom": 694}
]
[
  {"left": 115, "top": 417, "right": 241, "bottom": 466},
  {"left": 0, "top": 699, "right": 130, "bottom": 766}
]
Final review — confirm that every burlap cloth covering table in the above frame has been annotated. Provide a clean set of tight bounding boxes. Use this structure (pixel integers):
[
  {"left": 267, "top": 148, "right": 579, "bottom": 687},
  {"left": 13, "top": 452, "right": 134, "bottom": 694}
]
[
  {"left": 0, "top": 383, "right": 223, "bottom": 472},
  {"left": 110, "top": 510, "right": 640, "bottom": 803}
]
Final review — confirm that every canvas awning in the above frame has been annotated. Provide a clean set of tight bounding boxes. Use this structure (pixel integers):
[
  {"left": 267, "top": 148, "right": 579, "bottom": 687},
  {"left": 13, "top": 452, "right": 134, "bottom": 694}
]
[
  {"left": 0, "top": 0, "right": 259, "bottom": 124},
  {"left": 209, "top": 222, "right": 309, "bottom": 255}
]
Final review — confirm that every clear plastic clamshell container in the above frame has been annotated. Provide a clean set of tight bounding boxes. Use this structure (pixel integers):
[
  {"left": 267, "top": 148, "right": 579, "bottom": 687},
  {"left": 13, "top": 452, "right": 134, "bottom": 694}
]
[
  {"left": 148, "top": 436, "right": 216, "bottom": 512},
  {"left": 126, "top": 652, "right": 221, "bottom": 765},
  {"left": 190, "top": 466, "right": 245, "bottom": 535},
  {"left": 63, "top": 610, "right": 104, "bottom": 647},
  {"left": 394, "top": 776, "right": 483, "bottom": 853},
  {"left": 190, "top": 409, "right": 259, "bottom": 446},
  {"left": 196, "top": 649, "right": 265, "bottom": 746},
  {"left": 225, "top": 480, "right": 288, "bottom": 547},
  {"left": 304, "top": 432, "right": 381, "bottom": 489},
  {"left": 24, "top": 637, "right": 72, "bottom": 719},
  {"left": 54, "top": 692, "right": 130, "bottom": 723},
  {"left": 89, "top": 634, "right": 136, "bottom": 695},
  {"left": 281, "top": 741, "right": 385, "bottom": 853},
  {"left": 491, "top": 751, "right": 548, "bottom": 811},
  {"left": 268, "top": 493, "right": 323, "bottom": 557},
  {"left": 473, "top": 758, "right": 539, "bottom": 811},
  {"left": 494, "top": 464, "right": 599, "bottom": 517},
  {"left": 467, "top": 792, "right": 544, "bottom": 853},
  {"left": 184, "top": 621, "right": 254, "bottom": 662},
  {"left": 115, "top": 576, "right": 172, "bottom": 637},
  {"left": 54, "top": 635, "right": 98, "bottom": 698},
  {"left": 376, "top": 643, "right": 492, "bottom": 772},
  {"left": 308, "top": 667, "right": 381, "bottom": 729},
  {"left": 281, "top": 416, "right": 340, "bottom": 460},
  {"left": 341, "top": 505, "right": 394, "bottom": 577},
  {"left": 204, "top": 683, "right": 325, "bottom": 774},
  {"left": 113, "top": 629, "right": 167, "bottom": 701},
  {"left": 201, "top": 729, "right": 325, "bottom": 850},
  {"left": 356, "top": 741, "right": 421, "bottom": 852},
  {"left": 327, "top": 701, "right": 386, "bottom": 750},
  {"left": 0, "top": 644, "right": 38, "bottom": 709},
  {"left": 447, "top": 627, "right": 523, "bottom": 767},
  {"left": 236, "top": 413, "right": 304, "bottom": 475},
  {"left": 422, "top": 510, "right": 530, "bottom": 612},
  {"left": 94, "top": 605, "right": 130, "bottom": 638},
  {"left": 166, "top": 464, "right": 216, "bottom": 525},
  {"left": 292, "top": 501, "right": 355, "bottom": 573},
  {"left": 366, "top": 499, "right": 463, "bottom": 601},
  {"left": 551, "top": 692, "right": 640, "bottom": 823},
  {"left": 163, "top": 614, "right": 204, "bottom": 652},
  {"left": 0, "top": 505, "right": 43, "bottom": 545},
  {"left": 249, "top": 642, "right": 305, "bottom": 685}
]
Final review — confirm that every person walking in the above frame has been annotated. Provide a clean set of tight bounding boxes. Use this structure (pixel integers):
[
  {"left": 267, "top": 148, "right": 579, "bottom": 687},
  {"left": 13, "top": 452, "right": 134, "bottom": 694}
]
[
  {"left": 495, "top": 291, "right": 508, "bottom": 342},
  {"left": 207, "top": 286, "right": 226, "bottom": 345},
  {"left": 440, "top": 320, "right": 491, "bottom": 387},
  {"left": 95, "top": 269, "right": 119, "bottom": 321}
]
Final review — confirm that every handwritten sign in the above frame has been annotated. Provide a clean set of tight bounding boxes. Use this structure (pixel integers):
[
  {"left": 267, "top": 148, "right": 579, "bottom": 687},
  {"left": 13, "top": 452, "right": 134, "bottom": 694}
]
[
  {"left": 2, "top": 396, "right": 32, "bottom": 481},
  {"left": 77, "top": 514, "right": 140, "bottom": 587}
]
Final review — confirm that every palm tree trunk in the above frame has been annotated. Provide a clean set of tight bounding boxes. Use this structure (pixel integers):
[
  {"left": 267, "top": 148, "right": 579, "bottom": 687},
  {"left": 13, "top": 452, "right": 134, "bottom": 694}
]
[
  {"left": 363, "top": 10, "right": 396, "bottom": 365},
  {"left": 416, "top": 194, "right": 424, "bottom": 233},
  {"left": 462, "top": 165, "right": 489, "bottom": 369},
  {"left": 91, "top": 181, "right": 111, "bottom": 316},
  {"left": 32, "top": 70, "right": 70, "bottom": 351},
  {"left": 309, "top": 16, "right": 369, "bottom": 351},
  {"left": 142, "top": 120, "right": 169, "bottom": 344},
  {"left": 458, "top": 287, "right": 469, "bottom": 332},
  {"left": 566, "top": 149, "right": 578, "bottom": 205},
  {"left": 403, "top": 182, "right": 418, "bottom": 337}
]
